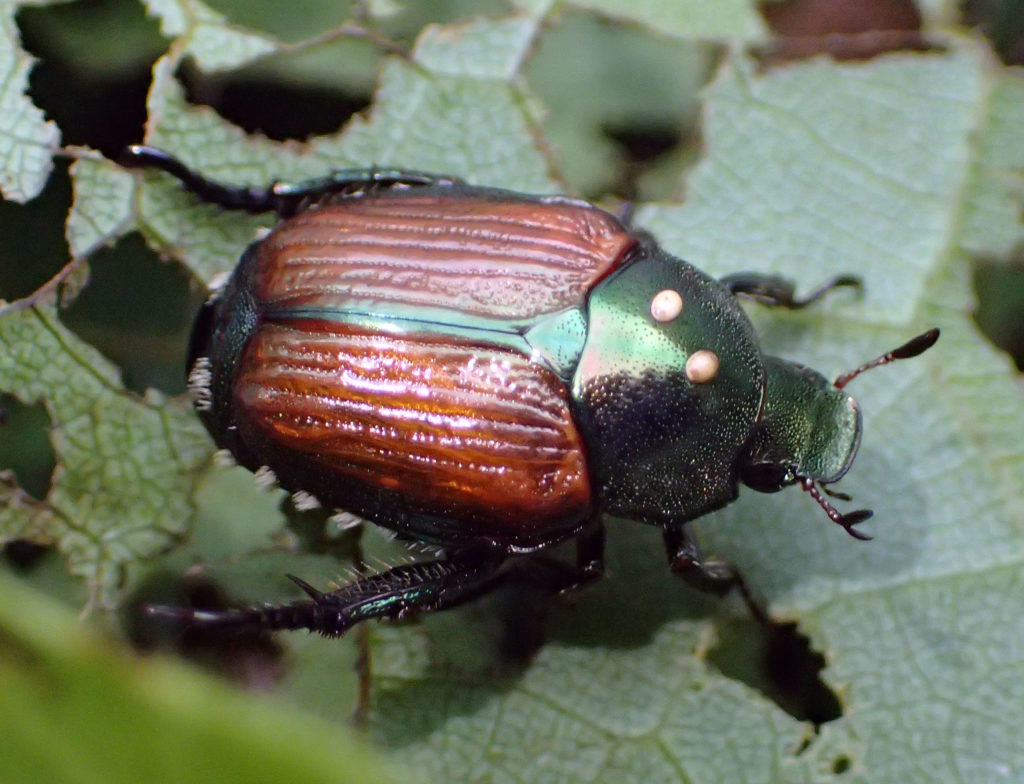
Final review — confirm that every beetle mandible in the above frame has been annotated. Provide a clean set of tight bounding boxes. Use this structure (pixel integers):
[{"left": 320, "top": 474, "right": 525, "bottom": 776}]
[{"left": 122, "top": 145, "right": 939, "bottom": 635}]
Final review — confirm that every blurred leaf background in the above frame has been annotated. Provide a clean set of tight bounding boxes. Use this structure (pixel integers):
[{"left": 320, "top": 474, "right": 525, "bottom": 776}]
[{"left": 1, "top": 1, "right": 1023, "bottom": 782}]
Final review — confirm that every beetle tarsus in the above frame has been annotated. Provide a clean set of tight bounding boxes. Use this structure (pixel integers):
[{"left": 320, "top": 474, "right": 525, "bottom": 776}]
[
  {"left": 720, "top": 272, "right": 862, "bottom": 309},
  {"left": 120, "top": 144, "right": 457, "bottom": 218},
  {"left": 663, "top": 525, "right": 770, "bottom": 624},
  {"left": 148, "top": 551, "right": 508, "bottom": 638},
  {"left": 121, "top": 145, "right": 278, "bottom": 214},
  {"left": 144, "top": 600, "right": 344, "bottom": 636}
]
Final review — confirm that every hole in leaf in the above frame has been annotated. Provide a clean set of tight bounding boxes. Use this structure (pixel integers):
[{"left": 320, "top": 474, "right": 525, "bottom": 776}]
[
  {"left": 126, "top": 573, "right": 287, "bottom": 690},
  {"left": 0, "top": 162, "right": 72, "bottom": 302},
  {"left": 0, "top": 397, "right": 57, "bottom": 576},
  {"left": 18, "top": 0, "right": 162, "bottom": 157},
  {"left": 707, "top": 616, "right": 842, "bottom": 726},
  {"left": 761, "top": 0, "right": 921, "bottom": 37},
  {"left": 603, "top": 123, "right": 681, "bottom": 166},
  {"left": 0, "top": 394, "right": 56, "bottom": 501},
  {"left": 963, "top": 0, "right": 1024, "bottom": 65},
  {"left": 60, "top": 234, "right": 206, "bottom": 396},
  {"left": 973, "top": 257, "right": 1024, "bottom": 370},
  {"left": 832, "top": 754, "right": 852, "bottom": 774},
  {"left": 180, "top": 59, "right": 372, "bottom": 143},
  {"left": 526, "top": 10, "right": 715, "bottom": 200},
  {"left": 3, "top": 540, "right": 51, "bottom": 571},
  {"left": 201, "top": 0, "right": 509, "bottom": 43},
  {"left": 602, "top": 121, "right": 687, "bottom": 200}
]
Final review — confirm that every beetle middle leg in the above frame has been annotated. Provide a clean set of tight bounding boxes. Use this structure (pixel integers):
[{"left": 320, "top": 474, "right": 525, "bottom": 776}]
[
  {"left": 662, "top": 524, "right": 769, "bottom": 624},
  {"left": 507, "top": 520, "right": 606, "bottom": 597},
  {"left": 720, "top": 272, "right": 861, "bottom": 309},
  {"left": 120, "top": 144, "right": 458, "bottom": 218},
  {"left": 491, "top": 523, "right": 605, "bottom": 657}
]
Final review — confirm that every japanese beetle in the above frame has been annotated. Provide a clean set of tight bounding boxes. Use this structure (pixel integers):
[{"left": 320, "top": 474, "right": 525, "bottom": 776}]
[{"left": 123, "top": 146, "right": 938, "bottom": 635}]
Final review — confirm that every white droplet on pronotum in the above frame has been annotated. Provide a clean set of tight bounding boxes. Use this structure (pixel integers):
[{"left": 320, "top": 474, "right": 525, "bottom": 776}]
[
  {"left": 650, "top": 289, "right": 683, "bottom": 322},
  {"left": 685, "top": 350, "right": 720, "bottom": 384}
]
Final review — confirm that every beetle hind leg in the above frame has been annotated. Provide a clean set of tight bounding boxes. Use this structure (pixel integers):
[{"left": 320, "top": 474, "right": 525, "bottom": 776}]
[
  {"left": 120, "top": 145, "right": 458, "bottom": 218},
  {"left": 662, "top": 525, "right": 769, "bottom": 624},
  {"left": 720, "top": 272, "right": 861, "bottom": 309},
  {"left": 146, "top": 548, "right": 506, "bottom": 638}
]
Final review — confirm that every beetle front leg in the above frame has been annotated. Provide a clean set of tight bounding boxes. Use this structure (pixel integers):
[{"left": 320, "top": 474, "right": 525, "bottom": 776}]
[
  {"left": 662, "top": 525, "right": 769, "bottom": 623},
  {"left": 121, "top": 145, "right": 459, "bottom": 218},
  {"left": 147, "top": 548, "right": 506, "bottom": 638},
  {"left": 720, "top": 272, "right": 861, "bottom": 309}
]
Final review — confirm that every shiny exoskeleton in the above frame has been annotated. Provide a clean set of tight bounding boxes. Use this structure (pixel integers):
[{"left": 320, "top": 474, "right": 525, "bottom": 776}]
[{"left": 122, "top": 146, "right": 939, "bottom": 635}]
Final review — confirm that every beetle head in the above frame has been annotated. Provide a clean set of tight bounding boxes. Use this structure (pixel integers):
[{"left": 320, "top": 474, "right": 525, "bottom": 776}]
[{"left": 740, "top": 329, "right": 939, "bottom": 539}]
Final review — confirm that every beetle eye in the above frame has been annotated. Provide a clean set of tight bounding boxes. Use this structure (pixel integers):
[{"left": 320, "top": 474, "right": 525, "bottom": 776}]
[
  {"left": 740, "top": 462, "right": 794, "bottom": 492},
  {"left": 650, "top": 289, "right": 683, "bottom": 322}
]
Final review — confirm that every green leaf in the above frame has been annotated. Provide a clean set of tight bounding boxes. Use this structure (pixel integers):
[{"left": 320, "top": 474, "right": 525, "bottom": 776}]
[
  {"left": 66, "top": 156, "right": 137, "bottom": 257},
  {"left": 0, "top": 301, "right": 210, "bottom": 607},
  {"left": 412, "top": 15, "right": 540, "bottom": 80},
  {"left": 638, "top": 49, "right": 987, "bottom": 325},
  {"left": 525, "top": 11, "right": 714, "bottom": 196},
  {"left": 958, "top": 72, "right": 1024, "bottom": 260},
  {"left": 122, "top": 20, "right": 557, "bottom": 285},
  {"left": 2, "top": 4, "right": 1024, "bottom": 783},
  {"left": 567, "top": 0, "right": 765, "bottom": 40},
  {"left": 144, "top": 0, "right": 277, "bottom": 72},
  {"left": 0, "top": 1, "right": 61, "bottom": 202},
  {"left": 0, "top": 569, "right": 401, "bottom": 784},
  {"left": 637, "top": 43, "right": 1024, "bottom": 783}
]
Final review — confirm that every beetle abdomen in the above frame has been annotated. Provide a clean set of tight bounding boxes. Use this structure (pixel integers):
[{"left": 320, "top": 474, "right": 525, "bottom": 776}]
[
  {"left": 250, "top": 189, "right": 633, "bottom": 326},
  {"left": 231, "top": 319, "right": 593, "bottom": 547}
]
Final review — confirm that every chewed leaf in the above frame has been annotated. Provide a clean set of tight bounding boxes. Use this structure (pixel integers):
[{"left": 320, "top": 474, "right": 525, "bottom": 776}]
[
  {"left": 144, "top": 0, "right": 277, "bottom": 72},
  {"left": 118, "top": 37, "right": 557, "bottom": 285},
  {"left": 66, "top": 157, "right": 137, "bottom": 258},
  {"left": 413, "top": 16, "right": 541, "bottom": 80},
  {"left": 638, "top": 49, "right": 987, "bottom": 325},
  {"left": 0, "top": 4, "right": 61, "bottom": 202},
  {"left": 0, "top": 571, "right": 402, "bottom": 783},
  {"left": 1, "top": 5, "right": 1023, "bottom": 784},
  {"left": 0, "top": 301, "right": 210, "bottom": 607},
  {"left": 569, "top": 0, "right": 765, "bottom": 40}
]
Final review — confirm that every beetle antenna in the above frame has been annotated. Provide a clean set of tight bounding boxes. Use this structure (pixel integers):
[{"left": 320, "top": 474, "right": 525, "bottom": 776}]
[
  {"left": 801, "top": 478, "right": 873, "bottom": 540},
  {"left": 833, "top": 328, "right": 939, "bottom": 390}
]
